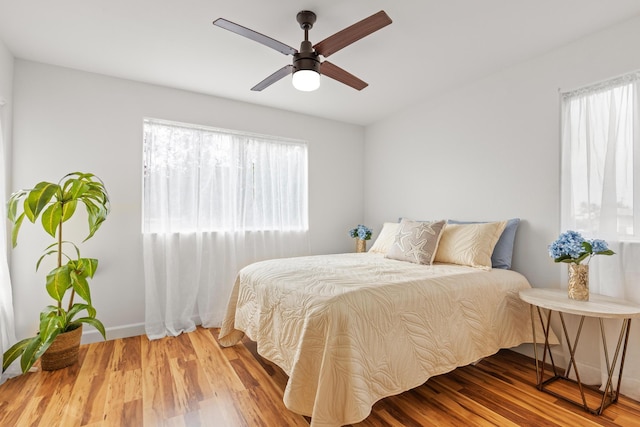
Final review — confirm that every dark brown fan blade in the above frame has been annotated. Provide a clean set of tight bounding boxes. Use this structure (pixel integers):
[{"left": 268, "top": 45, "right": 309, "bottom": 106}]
[
  {"left": 251, "top": 64, "right": 294, "bottom": 91},
  {"left": 213, "top": 18, "right": 297, "bottom": 56},
  {"left": 320, "top": 61, "right": 368, "bottom": 91},
  {"left": 313, "top": 11, "right": 392, "bottom": 58}
]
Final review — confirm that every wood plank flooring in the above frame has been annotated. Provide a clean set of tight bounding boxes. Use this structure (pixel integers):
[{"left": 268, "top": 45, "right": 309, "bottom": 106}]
[{"left": 1, "top": 326, "right": 639, "bottom": 426}]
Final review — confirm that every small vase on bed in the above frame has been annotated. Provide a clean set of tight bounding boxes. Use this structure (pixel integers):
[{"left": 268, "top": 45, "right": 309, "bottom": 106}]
[
  {"left": 349, "top": 224, "right": 372, "bottom": 253},
  {"left": 548, "top": 230, "right": 614, "bottom": 301}
]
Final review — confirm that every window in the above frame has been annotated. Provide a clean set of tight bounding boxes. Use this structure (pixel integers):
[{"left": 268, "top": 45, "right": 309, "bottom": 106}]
[
  {"left": 143, "top": 118, "right": 308, "bottom": 233},
  {"left": 559, "top": 72, "right": 640, "bottom": 402},
  {"left": 561, "top": 71, "right": 640, "bottom": 240},
  {"left": 142, "top": 119, "right": 310, "bottom": 338}
]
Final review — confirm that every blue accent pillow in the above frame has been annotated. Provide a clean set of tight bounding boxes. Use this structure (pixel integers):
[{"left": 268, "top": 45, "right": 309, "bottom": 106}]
[{"left": 447, "top": 218, "right": 520, "bottom": 270}]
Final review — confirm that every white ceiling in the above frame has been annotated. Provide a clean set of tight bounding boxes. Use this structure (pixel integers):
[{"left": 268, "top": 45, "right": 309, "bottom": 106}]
[{"left": 1, "top": 0, "right": 640, "bottom": 126}]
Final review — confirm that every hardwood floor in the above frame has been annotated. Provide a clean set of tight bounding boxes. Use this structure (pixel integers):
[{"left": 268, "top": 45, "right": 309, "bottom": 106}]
[{"left": 1, "top": 327, "right": 639, "bottom": 426}]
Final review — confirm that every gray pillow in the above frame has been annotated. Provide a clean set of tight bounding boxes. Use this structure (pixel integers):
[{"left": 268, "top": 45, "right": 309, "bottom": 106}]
[{"left": 386, "top": 219, "right": 446, "bottom": 265}]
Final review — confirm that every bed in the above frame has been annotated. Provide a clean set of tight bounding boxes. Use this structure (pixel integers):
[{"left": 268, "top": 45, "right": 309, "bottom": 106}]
[{"left": 218, "top": 220, "right": 546, "bottom": 427}]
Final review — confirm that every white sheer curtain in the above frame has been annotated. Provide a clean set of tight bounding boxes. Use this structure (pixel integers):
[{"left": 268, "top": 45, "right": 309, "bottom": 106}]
[
  {"left": 142, "top": 119, "right": 310, "bottom": 339},
  {"left": 560, "top": 71, "right": 640, "bottom": 400},
  {"left": 0, "top": 100, "right": 18, "bottom": 384}
]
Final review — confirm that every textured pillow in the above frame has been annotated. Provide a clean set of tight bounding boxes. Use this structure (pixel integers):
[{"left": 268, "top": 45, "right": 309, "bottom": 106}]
[
  {"left": 448, "top": 218, "right": 520, "bottom": 269},
  {"left": 435, "top": 221, "right": 507, "bottom": 270},
  {"left": 385, "top": 219, "right": 446, "bottom": 265},
  {"left": 368, "top": 222, "right": 401, "bottom": 254}
]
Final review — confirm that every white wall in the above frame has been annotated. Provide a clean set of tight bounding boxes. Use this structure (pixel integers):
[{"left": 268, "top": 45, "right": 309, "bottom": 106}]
[
  {"left": 364, "top": 15, "right": 640, "bottom": 396},
  {"left": 365, "top": 15, "right": 640, "bottom": 288},
  {"left": 11, "top": 60, "right": 365, "bottom": 341}
]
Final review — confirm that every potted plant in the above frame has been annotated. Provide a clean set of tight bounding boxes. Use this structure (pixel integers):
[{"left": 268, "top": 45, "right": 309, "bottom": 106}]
[{"left": 2, "top": 172, "right": 110, "bottom": 373}]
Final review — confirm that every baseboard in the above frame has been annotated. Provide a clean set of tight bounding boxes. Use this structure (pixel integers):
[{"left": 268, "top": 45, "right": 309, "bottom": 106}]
[
  {"left": 511, "top": 342, "right": 566, "bottom": 366},
  {"left": 512, "top": 342, "right": 603, "bottom": 386},
  {"left": 80, "top": 322, "right": 146, "bottom": 344}
]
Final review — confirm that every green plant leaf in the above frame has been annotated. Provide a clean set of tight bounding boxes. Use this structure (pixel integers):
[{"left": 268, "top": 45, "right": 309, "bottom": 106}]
[
  {"left": 70, "top": 242, "right": 81, "bottom": 259},
  {"left": 37, "top": 241, "right": 79, "bottom": 271},
  {"left": 22, "top": 197, "right": 34, "bottom": 223},
  {"left": 25, "top": 182, "right": 60, "bottom": 221},
  {"left": 10, "top": 212, "right": 25, "bottom": 248},
  {"left": 20, "top": 319, "right": 63, "bottom": 373},
  {"left": 20, "top": 337, "right": 42, "bottom": 372},
  {"left": 70, "top": 317, "right": 106, "bottom": 340},
  {"left": 86, "top": 305, "right": 96, "bottom": 318},
  {"left": 62, "top": 172, "right": 93, "bottom": 183},
  {"left": 46, "top": 265, "right": 71, "bottom": 302},
  {"left": 85, "top": 196, "right": 110, "bottom": 212},
  {"left": 82, "top": 199, "right": 109, "bottom": 241},
  {"left": 70, "top": 271, "right": 91, "bottom": 305},
  {"left": 20, "top": 336, "right": 45, "bottom": 373},
  {"left": 45, "top": 240, "right": 80, "bottom": 259},
  {"left": 39, "top": 314, "right": 65, "bottom": 339},
  {"left": 63, "top": 180, "right": 89, "bottom": 202},
  {"left": 41, "top": 202, "right": 63, "bottom": 238},
  {"left": 596, "top": 249, "right": 616, "bottom": 256},
  {"left": 78, "top": 179, "right": 110, "bottom": 243},
  {"left": 61, "top": 199, "right": 78, "bottom": 223},
  {"left": 77, "top": 258, "right": 98, "bottom": 279},
  {"left": 67, "top": 303, "right": 94, "bottom": 321},
  {"left": 36, "top": 249, "right": 60, "bottom": 272},
  {"left": 2, "top": 337, "right": 32, "bottom": 373},
  {"left": 7, "top": 189, "right": 27, "bottom": 222},
  {"left": 40, "top": 305, "right": 60, "bottom": 321},
  {"left": 574, "top": 253, "right": 590, "bottom": 264}
]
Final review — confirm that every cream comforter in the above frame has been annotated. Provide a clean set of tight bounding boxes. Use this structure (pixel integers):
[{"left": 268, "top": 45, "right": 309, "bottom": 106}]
[{"left": 219, "top": 253, "right": 539, "bottom": 427}]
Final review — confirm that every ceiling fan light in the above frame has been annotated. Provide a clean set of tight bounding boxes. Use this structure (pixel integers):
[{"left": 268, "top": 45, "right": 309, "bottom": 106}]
[{"left": 292, "top": 69, "right": 320, "bottom": 92}]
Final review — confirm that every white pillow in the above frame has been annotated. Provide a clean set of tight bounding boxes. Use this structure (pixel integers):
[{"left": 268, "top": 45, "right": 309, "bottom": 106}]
[
  {"left": 434, "top": 221, "right": 507, "bottom": 270},
  {"left": 368, "top": 222, "right": 401, "bottom": 254}
]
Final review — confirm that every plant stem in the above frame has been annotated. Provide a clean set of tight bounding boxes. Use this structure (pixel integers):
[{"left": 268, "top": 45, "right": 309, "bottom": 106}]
[
  {"left": 56, "top": 209, "right": 76, "bottom": 315},
  {"left": 57, "top": 219, "right": 63, "bottom": 315},
  {"left": 68, "top": 290, "right": 76, "bottom": 312}
]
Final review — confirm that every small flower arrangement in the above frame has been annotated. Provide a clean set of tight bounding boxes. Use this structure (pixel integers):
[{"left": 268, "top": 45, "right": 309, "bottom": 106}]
[
  {"left": 548, "top": 230, "right": 615, "bottom": 264},
  {"left": 349, "top": 224, "right": 372, "bottom": 241}
]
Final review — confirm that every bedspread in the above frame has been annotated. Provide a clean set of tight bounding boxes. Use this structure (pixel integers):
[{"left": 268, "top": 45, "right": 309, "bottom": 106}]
[{"left": 219, "top": 253, "right": 541, "bottom": 427}]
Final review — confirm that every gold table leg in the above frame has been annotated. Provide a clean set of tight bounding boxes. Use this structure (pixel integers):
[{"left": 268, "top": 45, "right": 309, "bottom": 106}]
[{"left": 529, "top": 305, "right": 632, "bottom": 415}]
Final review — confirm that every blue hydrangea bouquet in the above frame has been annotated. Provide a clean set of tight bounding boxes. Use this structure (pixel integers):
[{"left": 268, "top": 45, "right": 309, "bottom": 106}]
[
  {"left": 349, "top": 224, "right": 372, "bottom": 241},
  {"left": 548, "top": 230, "right": 615, "bottom": 264}
]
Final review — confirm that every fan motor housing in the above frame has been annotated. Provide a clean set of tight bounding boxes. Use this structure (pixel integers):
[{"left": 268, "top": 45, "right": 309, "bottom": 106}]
[
  {"left": 293, "top": 40, "right": 320, "bottom": 73},
  {"left": 293, "top": 54, "right": 320, "bottom": 74}
]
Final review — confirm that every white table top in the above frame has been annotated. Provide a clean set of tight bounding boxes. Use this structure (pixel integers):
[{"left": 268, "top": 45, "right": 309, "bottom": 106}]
[{"left": 519, "top": 288, "right": 640, "bottom": 319}]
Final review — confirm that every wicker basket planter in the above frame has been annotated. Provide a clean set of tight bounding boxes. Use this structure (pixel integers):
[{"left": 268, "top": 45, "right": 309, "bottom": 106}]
[{"left": 41, "top": 325, "right": 83, "bottom": 371}]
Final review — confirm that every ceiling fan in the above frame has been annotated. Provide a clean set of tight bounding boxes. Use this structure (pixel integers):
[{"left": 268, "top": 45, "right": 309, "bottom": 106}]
[{"left": 212, "top": 10, "right": 392, "bottom": 92}]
